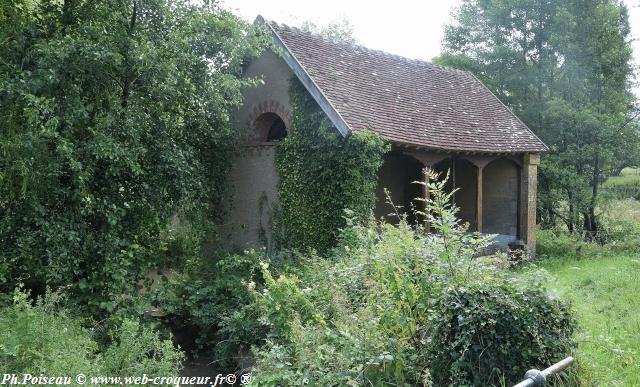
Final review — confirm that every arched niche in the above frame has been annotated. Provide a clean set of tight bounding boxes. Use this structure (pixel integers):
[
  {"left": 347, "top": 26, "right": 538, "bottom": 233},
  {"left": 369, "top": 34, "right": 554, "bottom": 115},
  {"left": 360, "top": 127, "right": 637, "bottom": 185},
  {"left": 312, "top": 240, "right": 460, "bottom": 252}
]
[
  {"left": 254, "top": 112, "right": 287, "bottom": 142},
  {"left": 243, "top": 112, "right": 288, "bottom": 145}
]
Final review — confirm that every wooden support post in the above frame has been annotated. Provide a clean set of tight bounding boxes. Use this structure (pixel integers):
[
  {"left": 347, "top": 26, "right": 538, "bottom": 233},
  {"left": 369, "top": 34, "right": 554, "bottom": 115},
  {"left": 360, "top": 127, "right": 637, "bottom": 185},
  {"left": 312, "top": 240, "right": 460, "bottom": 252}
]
[
  {"left": 423, "top": 168, "right": 431, "bottom": 233},
  {"left": 451, "top": 159, "right": 456, "bottom": 205},
  {"left": 476, "top": 166, "right": 483, "bottom": 233},
  {"left": 519, "top": 153, "right": 540, "bottom": 256}
]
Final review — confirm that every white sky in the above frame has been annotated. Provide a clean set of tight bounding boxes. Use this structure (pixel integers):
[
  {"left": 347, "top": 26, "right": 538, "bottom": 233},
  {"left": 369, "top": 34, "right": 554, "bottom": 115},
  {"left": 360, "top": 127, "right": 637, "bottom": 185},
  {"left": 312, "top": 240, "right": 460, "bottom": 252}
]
[{"left": 222, "top": 0, "right": 640, "bottom": 93}]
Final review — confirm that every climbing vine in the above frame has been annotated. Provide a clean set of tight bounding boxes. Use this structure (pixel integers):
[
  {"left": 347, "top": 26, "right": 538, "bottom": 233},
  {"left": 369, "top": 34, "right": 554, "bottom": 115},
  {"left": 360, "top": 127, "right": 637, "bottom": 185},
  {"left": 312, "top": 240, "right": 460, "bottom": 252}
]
[{"left": 275, "top": 79, "right": 389, "bottom": 253}]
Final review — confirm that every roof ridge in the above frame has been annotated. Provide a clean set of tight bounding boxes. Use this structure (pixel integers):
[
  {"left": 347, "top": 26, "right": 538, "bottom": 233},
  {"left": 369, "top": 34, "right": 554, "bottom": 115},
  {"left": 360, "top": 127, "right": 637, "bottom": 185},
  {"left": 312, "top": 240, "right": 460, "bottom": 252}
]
[
  {"left": 254, "top": 15, "right": 548, "bottom": 153},
  {"left": 263, "top": 18, "right": 467, "bottom": 75}
]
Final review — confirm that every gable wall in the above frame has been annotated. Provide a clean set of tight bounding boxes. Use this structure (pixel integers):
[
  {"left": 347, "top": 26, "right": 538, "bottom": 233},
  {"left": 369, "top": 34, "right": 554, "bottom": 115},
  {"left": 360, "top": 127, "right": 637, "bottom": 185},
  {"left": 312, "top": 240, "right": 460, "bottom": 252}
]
[{"left": 223, "top": 49, "right": 293, "bottom": 251}]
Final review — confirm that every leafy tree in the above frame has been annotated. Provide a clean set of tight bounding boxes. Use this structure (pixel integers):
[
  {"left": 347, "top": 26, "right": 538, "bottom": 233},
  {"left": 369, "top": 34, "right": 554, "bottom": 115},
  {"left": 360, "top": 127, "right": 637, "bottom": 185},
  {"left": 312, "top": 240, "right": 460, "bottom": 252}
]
[
  {"left": 436, "top": 0, "right": 640, "bottom": 236},
  {"left": 301, "top": 19, "right": 356, "bottom": 44},
  {"left": 0, "top": 0, "right": 266, "bottom": 314}
]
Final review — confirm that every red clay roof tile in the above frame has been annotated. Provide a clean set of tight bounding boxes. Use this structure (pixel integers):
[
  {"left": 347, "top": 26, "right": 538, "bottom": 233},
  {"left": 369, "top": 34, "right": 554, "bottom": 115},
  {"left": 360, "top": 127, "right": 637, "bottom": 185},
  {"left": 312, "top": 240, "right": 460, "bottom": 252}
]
[{"left": 267, "top": 20, "right": 548, "bottom": 153}]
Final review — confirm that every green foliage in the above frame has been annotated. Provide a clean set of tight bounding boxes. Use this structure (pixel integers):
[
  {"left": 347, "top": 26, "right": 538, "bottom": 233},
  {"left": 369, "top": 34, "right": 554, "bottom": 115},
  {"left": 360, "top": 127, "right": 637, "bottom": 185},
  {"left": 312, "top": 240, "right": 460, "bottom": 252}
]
[
  {"left": 100, "top": 319, "right": 184, "bottom": 378},
  {"left": 244, "top": 173, "right": 576, "bottom": 386},
  {"left": 537, "top": 203, "right": 640, "bottom": 258},
  {"left": 275, "top": 78, "right": 389, "bottom": 253},
  {"left": 437, "top": 0, "right": 640, "bottom": 235},
  {"left": 150, "top": 250, "right": 267, "bottom": 369},
  {"left": 0, "top": 0, "right": 267, "bottom": 314},
  {"left": 425, "top": 280, "right": 575, "bottom": 386},
  {"left": 531, "top": 188, "right": 640, "bottom": 385},
  {"left": 0, "top": 288, "right": 183, "bottom": 384},
  {"left": 533, "top": 255, "right": 640, "bottom": 385},
  {"left": 602, "top": 169, "right": 640, "bottom": 200},
  {"left": 537, "top": 229, "right": 604, "bottom": 259},
  {"left": 0, "top": 288, "right": 97, "bottom": 378}
]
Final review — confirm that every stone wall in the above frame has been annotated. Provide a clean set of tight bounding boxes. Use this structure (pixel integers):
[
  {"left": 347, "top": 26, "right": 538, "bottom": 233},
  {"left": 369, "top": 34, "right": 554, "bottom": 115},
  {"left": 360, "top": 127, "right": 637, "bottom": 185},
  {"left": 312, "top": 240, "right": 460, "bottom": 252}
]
[{"left": 223, "top": 145, "right": 279, "bottom": 250}]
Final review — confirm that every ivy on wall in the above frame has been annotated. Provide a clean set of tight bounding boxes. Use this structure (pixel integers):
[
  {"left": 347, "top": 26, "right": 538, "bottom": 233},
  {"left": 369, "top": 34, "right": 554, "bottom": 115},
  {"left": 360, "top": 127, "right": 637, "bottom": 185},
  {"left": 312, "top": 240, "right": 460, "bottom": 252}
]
[{"left": 275, "top": 79, "right": 389, "bottom": 253}]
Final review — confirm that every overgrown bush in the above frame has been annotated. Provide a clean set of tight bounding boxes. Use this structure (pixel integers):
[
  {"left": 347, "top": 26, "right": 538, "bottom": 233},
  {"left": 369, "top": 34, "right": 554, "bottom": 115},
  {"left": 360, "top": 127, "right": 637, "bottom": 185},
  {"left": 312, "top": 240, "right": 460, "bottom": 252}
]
[
  {"left": 0, "top": 288, "right": 183, "bottom": 384},
  {"left": 536, "top": 228, "right": 605, "bottom": 259},
  {"left": 249, "top": 223, "right": 436, "bottom": 386},
  {"left": 0, "top": 288, "right": 97, "bottom": 378},
  {"left": 537, "top": 210, "right": 640, "bottom": 259},
  {"left": 0, "top": 0, "right": 267, "bottom": 315},
  {"left": 424, "top": 280, "right": 575, "bottom": 386},
  {"left": 150, "top": 250, "right": 268, "bottom": 369},
  {"left": 602, "top": 170, "right": 640, "bottom": 200},
  {"left": 241, "top": 173, "right": 577, "bottom": 386}
]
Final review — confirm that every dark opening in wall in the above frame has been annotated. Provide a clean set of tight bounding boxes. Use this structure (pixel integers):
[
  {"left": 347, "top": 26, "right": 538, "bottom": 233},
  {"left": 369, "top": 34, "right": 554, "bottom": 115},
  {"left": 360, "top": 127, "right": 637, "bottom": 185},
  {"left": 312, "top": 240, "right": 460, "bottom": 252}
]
[
  {"left": 374, "top": 152, "right": 426, "bottom": 226},
  {"left": 254, "top": 112, "right": 287, "bottom": 142},
  {"left": 432, "top": 158, "right": 478, "bottom": 231}
]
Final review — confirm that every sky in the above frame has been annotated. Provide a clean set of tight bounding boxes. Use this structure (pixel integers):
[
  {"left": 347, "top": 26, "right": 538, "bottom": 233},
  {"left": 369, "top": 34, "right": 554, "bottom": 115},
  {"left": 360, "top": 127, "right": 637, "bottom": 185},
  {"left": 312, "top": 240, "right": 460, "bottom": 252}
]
[{"left": 222, "top": 0, "right": 640, "bottom": 93}]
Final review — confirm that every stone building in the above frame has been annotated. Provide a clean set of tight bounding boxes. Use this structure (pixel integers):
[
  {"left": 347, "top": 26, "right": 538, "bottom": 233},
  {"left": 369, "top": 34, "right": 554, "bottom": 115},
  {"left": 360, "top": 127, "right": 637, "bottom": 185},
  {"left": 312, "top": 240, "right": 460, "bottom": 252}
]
[{"left": 223, "top": 17, "right": 547, "bottom": 254}]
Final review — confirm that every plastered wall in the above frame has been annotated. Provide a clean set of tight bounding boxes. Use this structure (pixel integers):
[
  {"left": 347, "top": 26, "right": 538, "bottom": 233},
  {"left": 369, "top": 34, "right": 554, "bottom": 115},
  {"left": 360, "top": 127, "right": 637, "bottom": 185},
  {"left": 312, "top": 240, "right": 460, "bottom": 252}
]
[
  {"left": 482, "top": 159, "right": 519, "bottom": 236},
  {"left": 223, "top": 49, "right": 293, "bottom": 251},
  {"left": 374, "top": 153, "right": 424, "bottom": 223}
]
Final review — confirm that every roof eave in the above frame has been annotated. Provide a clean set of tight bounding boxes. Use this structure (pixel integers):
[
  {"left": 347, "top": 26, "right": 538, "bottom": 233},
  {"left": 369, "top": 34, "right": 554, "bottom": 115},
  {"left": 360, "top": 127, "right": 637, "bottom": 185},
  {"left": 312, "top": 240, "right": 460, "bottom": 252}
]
[
  {"left": 392, "top": 141, "right": 547, "bottom": 155},
  {"left": 466, "top": 71, "right": 549, "bottom": 153},
  {"left": 256, "top": 15, "right": 352, "bottom": 138}
]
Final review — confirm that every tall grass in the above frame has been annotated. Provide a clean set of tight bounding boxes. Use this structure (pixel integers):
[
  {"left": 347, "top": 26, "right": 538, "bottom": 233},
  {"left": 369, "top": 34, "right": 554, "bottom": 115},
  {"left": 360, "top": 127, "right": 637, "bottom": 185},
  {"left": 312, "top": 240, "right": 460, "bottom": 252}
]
[
  {"left": 540, "top": 255, "right": 640, "bottom": 386},
  {"left": 603, "top": 167, "right": 640, "bottom": 200},
  {"left": 534, "top": 195, "right": 640, "bottom": 386}
]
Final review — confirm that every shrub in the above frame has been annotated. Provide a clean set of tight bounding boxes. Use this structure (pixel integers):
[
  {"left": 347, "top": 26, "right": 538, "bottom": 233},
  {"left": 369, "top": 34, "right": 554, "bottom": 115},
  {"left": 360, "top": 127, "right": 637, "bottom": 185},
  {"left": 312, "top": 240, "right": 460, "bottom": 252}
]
[
  {"left": 0, "top": 0, "right": 267, "bottom": 316},
  {"left": 602, "top": 171, "right": 640, "bottom": 200},
  {"left": 150, "top": 250, "right": 267, "bottom": 369},
  {"left": 537, "top": 206, "right": 640, "bottom": 258},
  {"left": 249, "top": 230, "right": 434, "bottom": 386},
  {"left": 0, "top": 288, "right": 97, "bottom": 377},
  {"left": 0, "top": 288, "right": 183, "bottom": 384},
  {"left": 536, "top": 228, "right": 604, "bottom": 259},
  {"left": 100, "top": 319, "right": 183, "bottom": 377},
  {"left": 597, "top": 199, "right": 640, "bottom": 253},
  {"left": 244, "top": 172, "right": 577, "bottom": 386},
  {"left": 424, "top": 280, "right": 576, "bottom": 386}
]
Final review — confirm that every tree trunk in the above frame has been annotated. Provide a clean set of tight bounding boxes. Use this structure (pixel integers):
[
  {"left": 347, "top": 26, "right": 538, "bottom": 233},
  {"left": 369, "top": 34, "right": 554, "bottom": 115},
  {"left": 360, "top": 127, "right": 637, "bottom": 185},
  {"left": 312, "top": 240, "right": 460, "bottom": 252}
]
[
  {"left": 583, "top": 152, "right": 600, "bottom": 237},
  {"left": 567, "top": 191, "right": 575, "bottom": 233},
  {"left": 121, "top": 1, "right": 138, "bottom": 109}
]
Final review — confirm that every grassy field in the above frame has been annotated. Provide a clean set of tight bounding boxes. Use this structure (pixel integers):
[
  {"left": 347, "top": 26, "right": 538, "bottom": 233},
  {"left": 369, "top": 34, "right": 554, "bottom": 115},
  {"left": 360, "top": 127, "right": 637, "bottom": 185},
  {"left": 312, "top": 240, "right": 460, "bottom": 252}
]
[
  {"left": 534, "top": 188, "right": 640, "bottom": 386},
  {"left": 603, "top": 168, "right": 640, "bottom": 200},
  {"left": 604, "top": 198, "right": 640, "bottom": 223},
  {"left": 538, "top": 254, "right": 640, "bottom": 386}
]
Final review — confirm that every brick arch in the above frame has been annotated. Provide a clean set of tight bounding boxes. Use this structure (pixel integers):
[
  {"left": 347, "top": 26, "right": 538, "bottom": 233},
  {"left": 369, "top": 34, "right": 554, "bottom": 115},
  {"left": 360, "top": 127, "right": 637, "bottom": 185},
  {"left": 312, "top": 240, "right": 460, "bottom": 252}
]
[{"left": 244, "top": 100, "right": 292, "bottom": 144}]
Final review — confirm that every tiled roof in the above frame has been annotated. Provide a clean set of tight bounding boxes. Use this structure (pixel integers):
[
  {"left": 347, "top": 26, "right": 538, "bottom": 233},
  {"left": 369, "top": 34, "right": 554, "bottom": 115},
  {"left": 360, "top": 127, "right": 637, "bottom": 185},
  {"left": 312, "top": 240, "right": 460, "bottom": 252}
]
[{"left": 265, "top": 20, "right": 548, "bottom": 154}]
